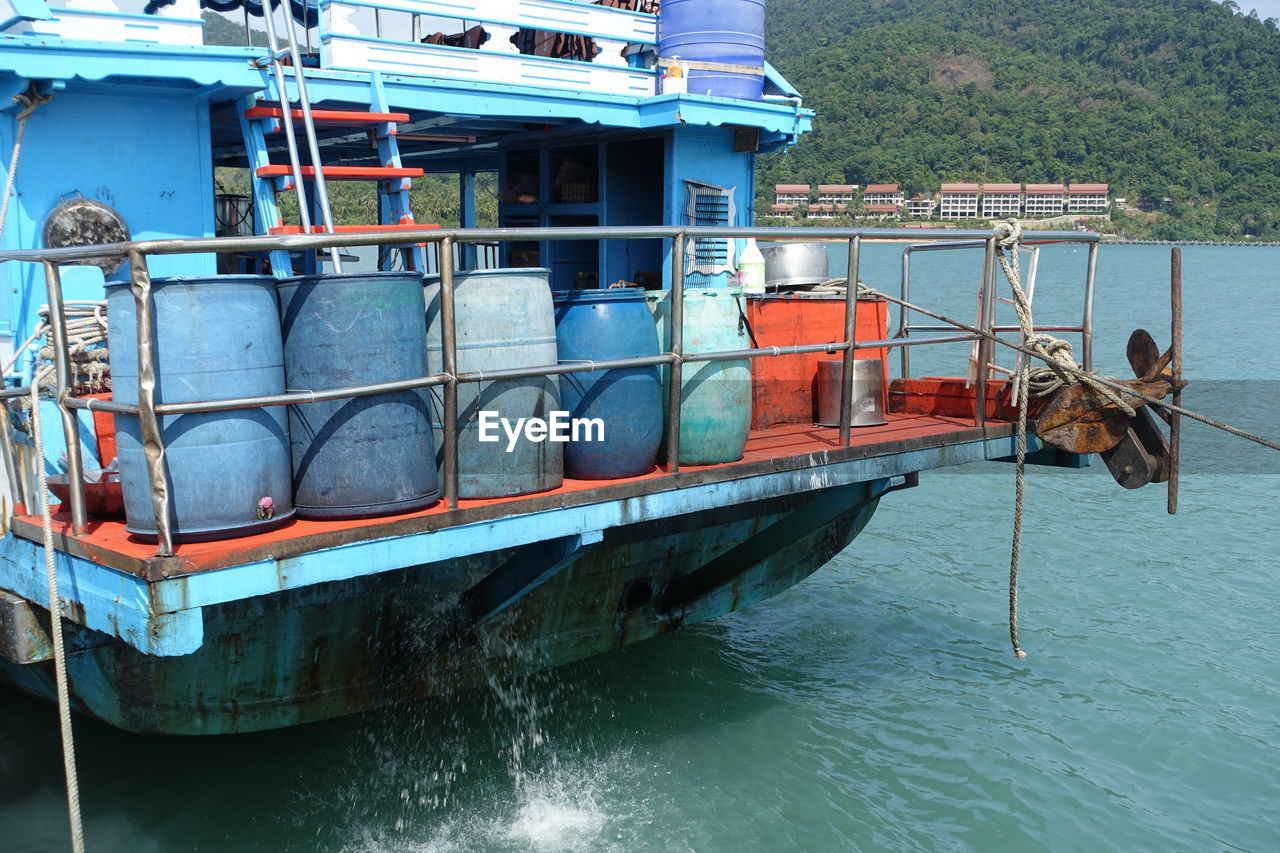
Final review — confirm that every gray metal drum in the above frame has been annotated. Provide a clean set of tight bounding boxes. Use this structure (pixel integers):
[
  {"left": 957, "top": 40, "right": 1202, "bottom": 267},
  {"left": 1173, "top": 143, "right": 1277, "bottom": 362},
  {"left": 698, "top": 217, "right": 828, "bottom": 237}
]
[
  {"left": 424, "top": 269, "right": 563, "bottom": 498},
  {"left": 277, "top": 272, "right": 440, "bottom": 519},
  {"left": 762, "top": 242, "right": 831, "bottom": 289},
  {"left": 107, "top": 276, "right": 294, "bottom": 540},
  {"left": 816, "top": 358, "right": 887, "bottom": 427}
]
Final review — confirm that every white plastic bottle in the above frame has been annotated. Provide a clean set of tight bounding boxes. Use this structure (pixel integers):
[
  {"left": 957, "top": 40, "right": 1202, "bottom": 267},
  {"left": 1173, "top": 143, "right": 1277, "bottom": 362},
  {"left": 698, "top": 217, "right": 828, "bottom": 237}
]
[{"left": 737, "top": 238, "right": 766, "bottom": 294}]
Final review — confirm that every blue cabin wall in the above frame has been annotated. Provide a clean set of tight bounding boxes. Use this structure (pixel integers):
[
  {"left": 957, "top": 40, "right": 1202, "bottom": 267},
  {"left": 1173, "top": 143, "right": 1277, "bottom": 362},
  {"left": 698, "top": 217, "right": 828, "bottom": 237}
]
[
  {"left": 664, "top": 124, "right": 756, "bottom": 289},
  {"left": 0, "top": 84, "right": 216, "bottom": 346}
]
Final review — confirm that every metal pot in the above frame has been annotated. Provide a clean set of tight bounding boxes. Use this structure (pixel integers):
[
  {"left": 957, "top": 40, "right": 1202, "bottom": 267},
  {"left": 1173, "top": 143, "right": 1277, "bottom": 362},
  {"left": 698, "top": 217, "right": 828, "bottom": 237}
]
[{"left": 761, "top": 242, "right": 831, "bottom": 289}]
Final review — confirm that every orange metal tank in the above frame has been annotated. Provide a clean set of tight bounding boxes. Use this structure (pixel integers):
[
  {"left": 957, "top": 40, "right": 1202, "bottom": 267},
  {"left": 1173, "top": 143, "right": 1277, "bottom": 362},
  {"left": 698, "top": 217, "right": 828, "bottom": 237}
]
[{"left": 745, "top": 295, "right": 889, "bottom": 429}]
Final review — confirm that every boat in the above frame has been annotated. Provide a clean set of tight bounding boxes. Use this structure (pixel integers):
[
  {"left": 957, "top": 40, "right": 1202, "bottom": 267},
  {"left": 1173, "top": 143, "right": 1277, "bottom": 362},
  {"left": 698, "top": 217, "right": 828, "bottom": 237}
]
[{"left": 0, "top": 0, "right": 1181, "bottom": 736}]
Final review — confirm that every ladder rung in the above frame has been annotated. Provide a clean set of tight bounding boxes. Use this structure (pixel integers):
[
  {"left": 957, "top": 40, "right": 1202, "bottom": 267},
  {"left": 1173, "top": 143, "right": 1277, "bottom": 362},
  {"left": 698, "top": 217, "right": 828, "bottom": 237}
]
[
  {"left": 267, "top": 224, "right": 440, "bottom": 234},
  {"left": 245, "top": 107, "right": 411, "bottom": 126},
  {"left": 256, "top": 165, "right": 423, "bottom": 181}
]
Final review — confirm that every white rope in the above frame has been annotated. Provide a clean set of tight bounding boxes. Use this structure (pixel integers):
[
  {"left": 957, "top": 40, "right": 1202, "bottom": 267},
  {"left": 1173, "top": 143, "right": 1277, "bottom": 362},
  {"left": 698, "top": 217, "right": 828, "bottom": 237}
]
[
  {"left": 3, "top": 303, "right": 109, "bottom": 392},
  {"left": 2, "top": 86, "right": 85, "bottom": 853},
  {"left": 0, "top": 87, "right": 54, "bottom": 249},
  {"left": 30, "top": 374, "right": 86, "bottom": 853},
  {"left": 992, "top": 219, "right": 1135, "bottom": 660}
]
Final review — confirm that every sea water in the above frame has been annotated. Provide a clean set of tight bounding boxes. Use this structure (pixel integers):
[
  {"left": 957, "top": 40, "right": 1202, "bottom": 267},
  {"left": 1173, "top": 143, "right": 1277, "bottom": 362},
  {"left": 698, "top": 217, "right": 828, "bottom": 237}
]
[{"left": 1, "top": 244, "right": 1276, "bottom": 852}]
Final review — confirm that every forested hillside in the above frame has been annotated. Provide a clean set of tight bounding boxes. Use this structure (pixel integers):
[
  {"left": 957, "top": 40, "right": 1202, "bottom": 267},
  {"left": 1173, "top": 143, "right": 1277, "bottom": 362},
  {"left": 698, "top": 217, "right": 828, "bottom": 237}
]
[{"left": 759, "top": 0, "right": 1280, "bottom": 238}]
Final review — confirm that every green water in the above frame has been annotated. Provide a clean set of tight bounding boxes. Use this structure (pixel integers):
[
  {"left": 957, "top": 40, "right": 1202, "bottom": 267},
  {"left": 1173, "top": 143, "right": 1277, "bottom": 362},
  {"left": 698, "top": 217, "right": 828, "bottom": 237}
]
[{"left": 2, "top": 245, "right": 1277, "bottom": 852}]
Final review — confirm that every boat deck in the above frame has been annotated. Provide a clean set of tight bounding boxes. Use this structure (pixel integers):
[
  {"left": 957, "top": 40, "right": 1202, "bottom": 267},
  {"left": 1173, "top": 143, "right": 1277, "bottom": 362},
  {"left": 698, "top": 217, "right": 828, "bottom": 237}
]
[{"left": 11, "top": 412, "right": 1017, "bottom": 581}]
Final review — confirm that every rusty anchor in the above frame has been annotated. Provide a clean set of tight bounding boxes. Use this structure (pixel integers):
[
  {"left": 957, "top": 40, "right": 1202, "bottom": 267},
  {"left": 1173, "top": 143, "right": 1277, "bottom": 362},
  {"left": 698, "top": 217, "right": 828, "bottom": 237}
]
[{"left": 1034, "top": 249, "right": 1186, "bottom": 505}]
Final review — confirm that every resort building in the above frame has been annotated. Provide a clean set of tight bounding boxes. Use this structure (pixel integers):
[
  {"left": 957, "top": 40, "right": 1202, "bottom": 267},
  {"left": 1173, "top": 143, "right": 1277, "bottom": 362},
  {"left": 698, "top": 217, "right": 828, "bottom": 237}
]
[
  {"left": 806, "top": 203, "right": 836, "bottom": 219},
  {"left": 1066, "top": 183, "right": 1110, "bottom": 212},
  {"left": 939, "top": 183, "right": 980, "bottom": 219},
  {"left": 905, "top": 194, "right": 937, "bottom": 218},
  {"left": 774, "top": 184, "right": 810, "bottom": 206},
  {"left": 1024, "top": 184, "right": 1066, "bottom": 217},
  {"left": 981, "top": 183, "right": 1022, "bottom": 217},
  {"left": 862, "top": 183, "right": 903, "bottom": 207},
  {"left": 858, "top": 203, "right": 900, "bottom": 220},
  {"left": 816, "top": 184, "right": 857, "bottom": 209},
  {"left": 770, "top": 204, "right": 798, "bottom": 217}
]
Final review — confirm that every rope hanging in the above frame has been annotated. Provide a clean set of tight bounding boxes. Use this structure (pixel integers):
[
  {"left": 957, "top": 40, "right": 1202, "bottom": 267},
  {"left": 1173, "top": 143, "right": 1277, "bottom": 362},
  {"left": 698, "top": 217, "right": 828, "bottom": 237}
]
[{"left": 1, "top": 84, "right": 86, "bottom": 853}]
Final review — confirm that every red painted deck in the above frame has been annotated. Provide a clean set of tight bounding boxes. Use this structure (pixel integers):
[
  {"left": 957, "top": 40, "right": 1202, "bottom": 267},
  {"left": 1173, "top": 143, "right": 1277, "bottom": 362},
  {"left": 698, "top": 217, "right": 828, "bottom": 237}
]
[{"left": 12, "top": 412, "right": 1009, "bottom": 579}]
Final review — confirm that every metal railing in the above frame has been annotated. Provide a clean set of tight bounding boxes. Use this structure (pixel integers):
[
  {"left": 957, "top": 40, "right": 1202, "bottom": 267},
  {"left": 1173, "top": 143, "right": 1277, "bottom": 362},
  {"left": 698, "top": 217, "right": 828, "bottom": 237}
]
[
  {"left": 0, "top": 225, "right": 1100, "bottom": 557},
  {"left": 896, "top": 238, "right": 1100, "bottom": 410}
]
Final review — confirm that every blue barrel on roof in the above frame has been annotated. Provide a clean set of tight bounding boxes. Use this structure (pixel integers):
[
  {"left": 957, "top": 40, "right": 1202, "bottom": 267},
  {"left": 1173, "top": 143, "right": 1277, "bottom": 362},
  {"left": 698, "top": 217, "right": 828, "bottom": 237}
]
[
  {"left": 424, "top": 268, "right": 563, "bottom": 498},
  {"left": 277, "top": 272, "right": 440, "bottom": 519},
  {"left": 657, "top": 0, "right": 766, "bottom": 101},
  {"left": 553, "top": 288, "right": 662, "bottom": 480},
  {"left": 107, "top": 275, "right": 294, "bottom": 541},
  {"left": 647, "top": 288, "right": 752, "bottom": 465}
]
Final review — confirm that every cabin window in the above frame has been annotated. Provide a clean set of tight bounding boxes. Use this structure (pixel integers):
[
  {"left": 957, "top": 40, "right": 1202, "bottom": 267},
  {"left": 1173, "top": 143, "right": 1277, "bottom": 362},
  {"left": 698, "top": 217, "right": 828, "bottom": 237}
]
[{"left": 684, "top": 181, "right": 735, "bottom": 275}]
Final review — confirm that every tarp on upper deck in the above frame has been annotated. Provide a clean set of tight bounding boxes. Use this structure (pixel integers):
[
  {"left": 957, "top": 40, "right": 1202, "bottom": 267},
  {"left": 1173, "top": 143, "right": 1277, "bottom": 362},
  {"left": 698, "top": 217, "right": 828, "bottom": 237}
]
[{"left": 143, "top": 0, "right": 317, "bottom": 23}]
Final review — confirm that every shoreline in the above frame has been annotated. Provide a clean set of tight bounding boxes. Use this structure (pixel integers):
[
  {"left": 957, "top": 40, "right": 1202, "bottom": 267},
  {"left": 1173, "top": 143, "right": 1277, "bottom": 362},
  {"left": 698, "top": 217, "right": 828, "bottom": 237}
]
[{"left": 758, "top": 235, "right": 1280, "bottom": 247}]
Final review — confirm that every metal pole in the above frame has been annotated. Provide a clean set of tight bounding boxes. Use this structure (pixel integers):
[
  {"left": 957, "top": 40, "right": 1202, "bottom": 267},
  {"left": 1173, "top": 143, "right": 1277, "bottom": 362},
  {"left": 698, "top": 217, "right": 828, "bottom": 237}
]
[
  {"left": 899, "top": 246, "right": 911, "bottom": 378},
  {"left": 973, "top": 237, "right": 997, "bottom": 427},
  {"left": 127, "top": 251, "right": 174, "bottom": 556},
  {"left": 1169, "top": 247, "right": 1182, "bottom": 514},
  {"left": 838, "top": 236, "right": 861, "bottom": 445},
  {"left": 257, "top": 2, "right": 314, "bottom": 240},
  {"left": 1082, "top": 241, "right": 1098, "bottom": 372},
  {"left": 277, "top": 0, "right": 343, "bottom": 272},
  {"left": 664, "top": 235, "right": 685, "bottom": 473},
  {"left": 0, "top": 401, "right": 22, "bottom": 509},
  {"left": 438, "top": 236, "right": 459, "bottom": 509},
  {"left": 41, "top": 263, "right": 88, "bottom": 535}
]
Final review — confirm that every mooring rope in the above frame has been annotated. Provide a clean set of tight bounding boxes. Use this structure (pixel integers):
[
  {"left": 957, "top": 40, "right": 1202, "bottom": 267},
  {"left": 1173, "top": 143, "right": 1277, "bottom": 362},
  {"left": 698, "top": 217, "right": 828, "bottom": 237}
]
[
  {"left": 0, "top": 84, "right": 86, "bottom": 853},
  {"left": 29, "top": 371, "right": 87, "bottom": 853},
  {"left": 0, "top": 86, "right": 54, "bottom": 247},
  {"left": 829, "top": 227, "right": 1280, "bottom": 658}
]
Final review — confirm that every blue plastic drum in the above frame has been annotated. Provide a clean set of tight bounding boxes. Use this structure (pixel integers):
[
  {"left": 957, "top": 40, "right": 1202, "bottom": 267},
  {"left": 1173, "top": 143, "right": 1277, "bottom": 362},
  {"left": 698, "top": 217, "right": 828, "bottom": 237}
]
[
  {"left": 657, "top": 0, "right": 766, "bottom": 101},
  {"left": 277, "top": 272, "right": 440, "bottom": 519},
  {"left": 107, "top": 276, "right": 294, "bottom": 540},
  {"left": 553, "top": 289, "right": 662, "bottom": 479}
]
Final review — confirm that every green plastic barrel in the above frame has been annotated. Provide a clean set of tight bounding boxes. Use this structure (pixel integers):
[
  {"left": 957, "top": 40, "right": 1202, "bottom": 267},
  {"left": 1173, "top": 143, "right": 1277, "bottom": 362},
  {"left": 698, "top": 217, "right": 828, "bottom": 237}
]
[
  {"left": 647, "top": 288, "right": 752, "bottom": 464},
  {"left": 424, "top": 269, "right": 563, "bottom": 498}
]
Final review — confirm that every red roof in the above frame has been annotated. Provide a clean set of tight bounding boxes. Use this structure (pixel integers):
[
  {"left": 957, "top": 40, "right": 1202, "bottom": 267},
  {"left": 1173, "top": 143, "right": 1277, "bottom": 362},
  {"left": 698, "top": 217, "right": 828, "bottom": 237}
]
[
  {"left": 1068, "top": 183, "right": 1109, "bottom": 193},
  {"left": 807, "top": 204, "right": 835, "bottom": 211},
  {"left": 983, "top": 183, "right": 1021, "bottom": 193},
  {"left": 817, "top": 184, "right": 857, "bottom": 193},
  {"left": 770, "top": 204, "right": 797, "bottom": 212},
  {"left": 863, "top": 183, "right": 899, "bottom": 193},
  {"left": 1025, "top": 184, "right": 1065, "bottom": 194},
  {"left": 940, "top": 183, "right": 980, "bottom": 193},
  {"left": 775, "top": 184, "right": 811, "bottom": 193},
  {"left": 864, "top": 203, "right": 900, "bottom": 213}
]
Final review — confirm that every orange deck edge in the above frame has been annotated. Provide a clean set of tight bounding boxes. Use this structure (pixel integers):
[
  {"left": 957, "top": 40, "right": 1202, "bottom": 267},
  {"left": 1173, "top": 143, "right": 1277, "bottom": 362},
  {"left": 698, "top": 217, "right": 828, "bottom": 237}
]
[{"left": 16, "top": 413, "right": 1007, "bottom": 574}]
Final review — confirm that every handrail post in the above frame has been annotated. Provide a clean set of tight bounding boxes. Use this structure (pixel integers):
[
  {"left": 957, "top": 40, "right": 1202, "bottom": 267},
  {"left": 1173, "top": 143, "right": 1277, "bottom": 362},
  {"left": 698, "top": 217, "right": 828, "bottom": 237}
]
[
  {"left": 438, "top": 236, "right": 459, "bottom": 509},
  {"left": 664, "top": 234, "right": 685, "bottom": 473},
  {"left": 838, "top": 236, "right": 861, "bottom": 445},
  {"left": 1082, "top": 241, "right": 1098, "bottom": 372},
  {"left": 127, "top": 251, "right": 174, "bottom": 556},
  {"left": 899, "top": 247, "right": 911, "bottom": 378},
  {"left": 973, "top": 237, "right": 997, "bottom": 428},
  {"left": 42, "top": 262, "right": 88, "bottom": 535}
]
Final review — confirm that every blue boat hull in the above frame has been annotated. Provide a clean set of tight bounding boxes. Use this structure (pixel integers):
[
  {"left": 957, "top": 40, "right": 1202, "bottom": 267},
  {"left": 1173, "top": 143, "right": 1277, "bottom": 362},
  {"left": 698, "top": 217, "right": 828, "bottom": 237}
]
[{"left": 0, "top": 481, "right": 884, "bottom": 735}]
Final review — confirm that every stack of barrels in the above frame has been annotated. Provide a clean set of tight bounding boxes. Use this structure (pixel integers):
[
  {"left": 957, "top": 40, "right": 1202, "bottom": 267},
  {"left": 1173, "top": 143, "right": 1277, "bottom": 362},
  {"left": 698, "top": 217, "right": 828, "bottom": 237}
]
[{"left": 107, "top": 270, "right": 754, "bottom": 542}]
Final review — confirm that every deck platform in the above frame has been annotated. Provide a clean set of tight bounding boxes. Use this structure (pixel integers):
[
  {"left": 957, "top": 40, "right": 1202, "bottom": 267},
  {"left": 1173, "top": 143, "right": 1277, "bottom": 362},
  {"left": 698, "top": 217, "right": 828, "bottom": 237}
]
[{"left": 11, "top": 413, "right": 1020, "bottom": 580}]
